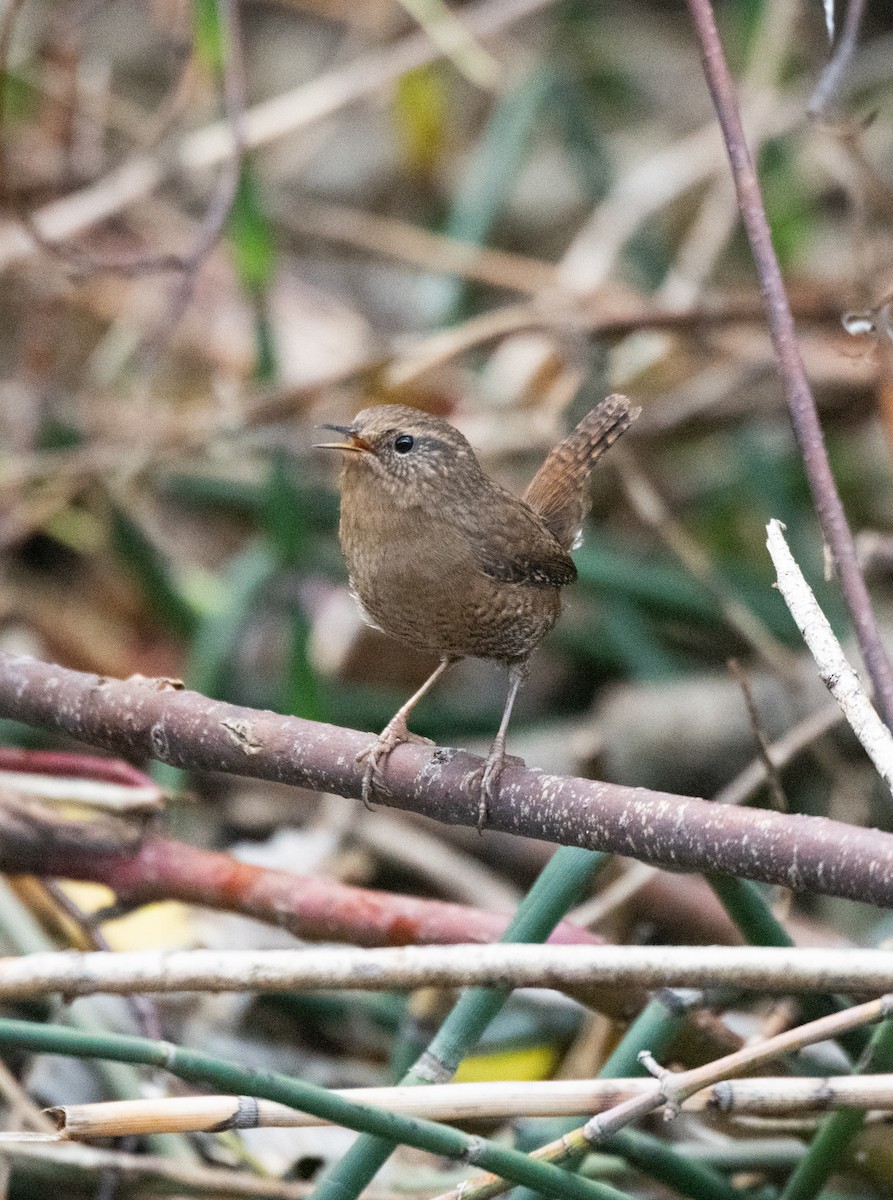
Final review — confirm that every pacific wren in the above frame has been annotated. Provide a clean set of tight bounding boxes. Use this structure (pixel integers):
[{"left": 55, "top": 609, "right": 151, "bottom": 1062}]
[{"left": 317, "top": 394, "right": 638, "bottom": 828}]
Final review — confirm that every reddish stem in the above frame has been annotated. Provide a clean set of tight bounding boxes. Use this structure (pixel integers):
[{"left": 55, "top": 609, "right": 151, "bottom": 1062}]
[
  {"left": 0, "top": 828, "right": 636, "bottom": 1017},
  {"left": 33, "top": 834, "right": 592, "bottom": 949},
  {"left": 0, "top": 747, "right": 155, "bottom": 790}
]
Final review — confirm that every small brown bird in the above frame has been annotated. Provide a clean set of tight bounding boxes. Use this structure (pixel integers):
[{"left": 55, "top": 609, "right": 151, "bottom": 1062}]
[{"left": 317, "top": 395, "right": 638, "bottom": 828}]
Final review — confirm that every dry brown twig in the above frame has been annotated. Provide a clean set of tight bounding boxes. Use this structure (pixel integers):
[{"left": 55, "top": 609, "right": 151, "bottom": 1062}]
[
  {"left": 0, "top": 0, "right": 241, "bottom": 285},
  {"left": 429, "top": 993, "right": 893, "bottom": 1200},
  {"left": 0, "top": 1139, "right": 320, "bottom": 1199},
  {"left": 41, "top": 1071, "right": 893, "bottom": 1141},
  {"left": 711, "top": 701, "right": 842, "bottom": 806},
  {"left": 727, "top": 657, "right": 788, "bottom": 810},
  {"left": 0, "top": 0, "right": 555, "bottom": 275}
]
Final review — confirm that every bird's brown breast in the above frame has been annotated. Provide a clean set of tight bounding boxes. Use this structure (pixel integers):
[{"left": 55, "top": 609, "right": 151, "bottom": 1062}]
[{"left": 338, "top": 471, "right": 567, "bottom": 663}]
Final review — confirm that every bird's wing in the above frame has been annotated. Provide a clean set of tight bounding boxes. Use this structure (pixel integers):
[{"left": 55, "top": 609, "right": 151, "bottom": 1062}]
[{"left": 464, "top": 491, "right": 577, "bottom": 588}]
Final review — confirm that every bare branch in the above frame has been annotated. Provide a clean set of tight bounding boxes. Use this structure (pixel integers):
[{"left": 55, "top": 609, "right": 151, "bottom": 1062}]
[
  {"left": 2, "top": 943, "right": 893, "bottom": 1000},
  {"left": 685, "top": 0, "right": 893, "bottom": 730},
  {"left": 4, "top": 654, "right": 893, "bottom": 907},
  {"left": 766, "top": 518, "right": 893, "bottom": 800},
  {"left": 44, "top": 1072, "right": 893, "bottom": 1141}
]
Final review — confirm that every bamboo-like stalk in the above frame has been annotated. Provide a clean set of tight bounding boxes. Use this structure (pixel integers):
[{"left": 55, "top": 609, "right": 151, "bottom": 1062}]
[
  {"left": 0, "top": 1016, "right": 627, "bottom": 1200},
  {"left": 310, "top": 845, "right": 606, "bottom": 1200},
  {"left": 2, "top": 943, "right": 893, "bottom": 999},
  {"left": 427, "top": 995, "right": 893, "bottom": 1200},
  {"left": 42, "top": 1073, "right": 893, "bottom": 1140}
]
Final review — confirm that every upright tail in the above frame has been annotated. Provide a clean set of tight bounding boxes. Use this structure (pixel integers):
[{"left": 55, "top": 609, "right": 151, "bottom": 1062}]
[{"left": 523, "top": 394, "right": 639, "bottom": 552}]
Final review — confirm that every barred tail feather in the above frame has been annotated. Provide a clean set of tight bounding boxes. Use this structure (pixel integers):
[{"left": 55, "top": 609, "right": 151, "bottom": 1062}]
[{"left": 523, "top": 394, "right": 639, "bottom": 552}]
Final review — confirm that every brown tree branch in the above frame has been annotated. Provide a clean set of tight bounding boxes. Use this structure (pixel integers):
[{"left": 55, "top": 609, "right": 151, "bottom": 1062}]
[
  {"left": 685, "top": 0, "right": 893, "bottom": 730},
  {"left": 3, "top": 653, "right": 893, "bottom": 908}
]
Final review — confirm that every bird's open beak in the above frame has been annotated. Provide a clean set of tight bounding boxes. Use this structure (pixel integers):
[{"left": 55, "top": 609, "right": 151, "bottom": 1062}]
[{"left": 314, "top": 424, "right": 373, "bottom": 453}]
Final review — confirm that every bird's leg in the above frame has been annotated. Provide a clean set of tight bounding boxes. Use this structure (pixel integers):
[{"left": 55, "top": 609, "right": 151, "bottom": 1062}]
[
  {"left": 358, "top": 657, "right": 456, "bottom": 810},
  {"left": 467, "top": 662, "right": 527, "bottom": 833}
]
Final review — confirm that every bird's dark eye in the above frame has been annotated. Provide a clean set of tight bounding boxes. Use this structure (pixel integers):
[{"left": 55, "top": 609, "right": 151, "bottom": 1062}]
[{"left": 393, "top": 434, "right": 414, "bottom": 454}]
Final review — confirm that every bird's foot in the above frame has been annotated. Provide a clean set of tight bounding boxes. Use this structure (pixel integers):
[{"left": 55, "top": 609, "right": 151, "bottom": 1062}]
[
  {"left": 464, "top": 740, "right": 523, "bottom": 833},
  {"left": 357, "top": 718, "right": 435, "bottom": 810}
]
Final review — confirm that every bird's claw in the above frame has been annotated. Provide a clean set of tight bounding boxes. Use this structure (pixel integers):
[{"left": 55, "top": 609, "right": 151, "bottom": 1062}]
[
  {"left": 357, "top": 746, "right": 388, "bottom": 811},
  {"left": 357, "top": 721, "right": 435, "bottom": 810},
  {"left": 464, "top": 746, "right": 523, "bottom": 834}
]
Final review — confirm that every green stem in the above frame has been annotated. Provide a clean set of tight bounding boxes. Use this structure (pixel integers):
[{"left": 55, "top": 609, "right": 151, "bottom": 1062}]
[
  {"left": 779, "top": 1016, "right": 893, "bottom": 1200},
  {"left": 511, "top": 994, "right": 695, "bottom": 1200},
  {"left": 0, "top": 881, "right": 194, "bottom": 1165},
  {"left": 599, "top": 995, "right": 687, "bottom": 1080},
  {"left": 0, "top": 1016, "right": 628, "bottom": 1200},
  {"left": 312, "top": 846, "right": 607, "bottom": 1200},
  {"left": 602, "top": 1129, "right": 742, "bottom": 1200},
  {"left": 707, "top": 874, "right": 868, "bottom": 1058}
]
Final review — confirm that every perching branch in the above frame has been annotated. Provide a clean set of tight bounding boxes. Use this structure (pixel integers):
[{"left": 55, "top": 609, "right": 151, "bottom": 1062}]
[
  {"left": 685, "top": 0, "right": 893, "bottom": 731},
  {"left": 5, "top": 653, "right": 893, "bottom": 907}
]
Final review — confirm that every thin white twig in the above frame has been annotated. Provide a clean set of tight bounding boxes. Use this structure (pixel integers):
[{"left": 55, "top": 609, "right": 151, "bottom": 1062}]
[
  {"left": 0, "top": 772, "right": 162, "bottom": 813},
  {"left": 766, "top": 518, "right": 893, "bottom": 798},
  {"left": 3, "top": 944, "right": 893, "bottom": 998}
]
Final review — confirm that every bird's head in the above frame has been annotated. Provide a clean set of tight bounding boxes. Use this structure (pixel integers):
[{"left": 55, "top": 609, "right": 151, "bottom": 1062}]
[{"left": 316, "top": 405, "right": 485, "bottom": 504}]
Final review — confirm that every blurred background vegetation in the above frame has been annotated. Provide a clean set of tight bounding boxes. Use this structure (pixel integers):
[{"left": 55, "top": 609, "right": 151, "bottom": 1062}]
[
  {"left": 3, "top": 0, "right": 893, "bottom": 1189},
  {"left": 3, "top": 2, "right": 893, "bottom": 893}
]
